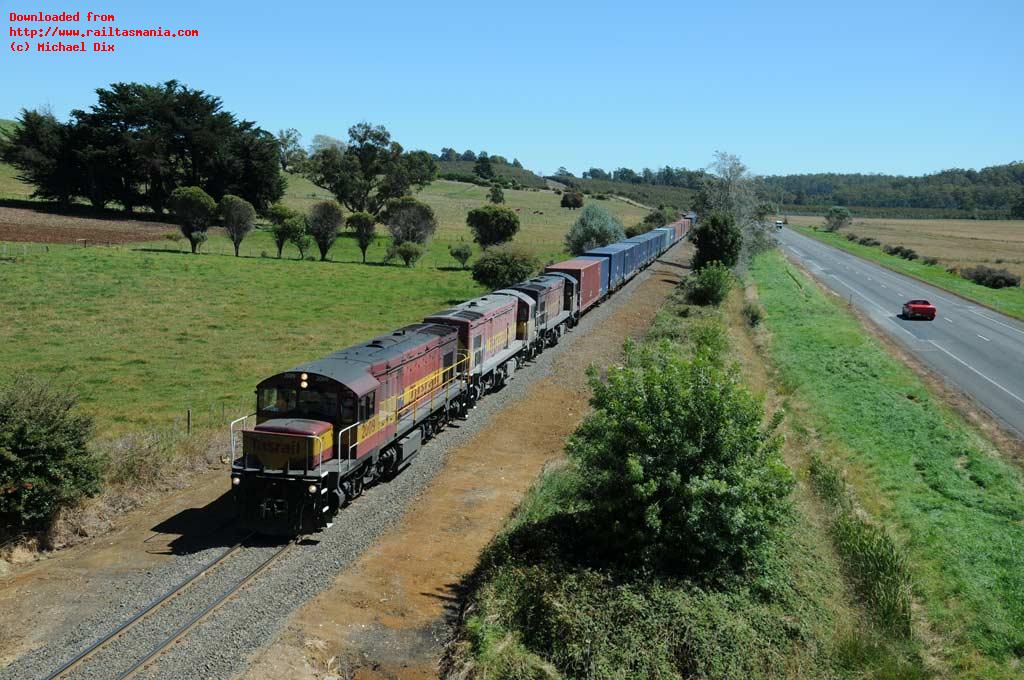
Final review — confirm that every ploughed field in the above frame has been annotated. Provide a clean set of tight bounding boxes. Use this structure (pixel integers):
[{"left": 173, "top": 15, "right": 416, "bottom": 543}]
[
  {"left": 788, "top": 214, "right": 1024, "bottom": 277},
  {"left": 0, "top": 169, "right": 646, "bottom": 438}
]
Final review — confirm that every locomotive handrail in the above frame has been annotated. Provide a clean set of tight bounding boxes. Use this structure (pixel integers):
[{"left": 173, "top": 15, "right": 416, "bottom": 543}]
[{"left": 228, "top": 413, "right": 256, "bottom": 466}]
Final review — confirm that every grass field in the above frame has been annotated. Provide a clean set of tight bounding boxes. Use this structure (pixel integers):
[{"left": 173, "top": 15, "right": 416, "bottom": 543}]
[
  {"left": 0, "top": 169, "right": 646, "bottom": 440},
  {"left": 788, "top": 220, "right": 1024, "bottom": 320},
  {"left": 751, "top": 250, "right": 1024, "bottom": 678},
  {"left": 789, "top": 214, "right": 1024, "bottom": 276}
]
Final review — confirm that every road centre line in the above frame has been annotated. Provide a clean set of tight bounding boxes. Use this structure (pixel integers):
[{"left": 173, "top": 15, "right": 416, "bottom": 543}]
[
  {"left": 969, "top": 309, "right": 1024, "bottom": 338},
  {"left": 827, "top": 274, "right": 918, "bottom": 340},
  {"left": 977, "top": 334, "right": 991, "bottom": 342},
  {"left": 928, "top": 341, "right": 1024, "bottom": 406}
]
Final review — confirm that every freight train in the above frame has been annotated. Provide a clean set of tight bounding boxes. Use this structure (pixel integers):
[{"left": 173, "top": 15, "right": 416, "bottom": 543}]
[{"left": 230, "top": 215, "right": 694, "bottom": 533}]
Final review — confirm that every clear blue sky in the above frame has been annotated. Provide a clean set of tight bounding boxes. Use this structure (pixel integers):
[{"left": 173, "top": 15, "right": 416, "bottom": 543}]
[{"left": 3, "top": 0, "right": 1022, "bottom": 177}]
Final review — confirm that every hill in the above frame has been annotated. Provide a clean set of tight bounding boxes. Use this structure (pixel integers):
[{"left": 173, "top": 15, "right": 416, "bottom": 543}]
[{"left": 437, "top": 160, "right": 548, "bottom": 189}]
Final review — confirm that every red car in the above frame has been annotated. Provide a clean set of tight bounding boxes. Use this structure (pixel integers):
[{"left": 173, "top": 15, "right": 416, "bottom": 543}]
[{"left": 902, "top": 299, "right": 937, "bottom": 320}]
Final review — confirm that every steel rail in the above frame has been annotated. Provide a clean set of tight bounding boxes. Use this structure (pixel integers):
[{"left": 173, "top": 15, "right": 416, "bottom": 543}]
[
  {"left": 116, "top": 539, "right": 296, "bottom": 680},
  {"left": 43, "top": 533, "right": 252, "bottom": 680}
]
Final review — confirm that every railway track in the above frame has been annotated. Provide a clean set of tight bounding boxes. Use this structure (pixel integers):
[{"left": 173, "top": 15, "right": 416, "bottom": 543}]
[{"left": 44, "top": 535, "right": 296, "bottom": 680}]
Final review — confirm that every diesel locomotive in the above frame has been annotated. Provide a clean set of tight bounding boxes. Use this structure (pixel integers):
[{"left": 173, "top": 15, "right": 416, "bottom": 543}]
[{"left": 230, "top": 215, "right": 693, "bottom": 534}]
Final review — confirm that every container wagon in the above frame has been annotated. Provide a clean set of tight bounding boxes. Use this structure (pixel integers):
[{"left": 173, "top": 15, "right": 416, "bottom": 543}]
[{"left": 545, "top": 258, "right": 605, "bottom": 313}]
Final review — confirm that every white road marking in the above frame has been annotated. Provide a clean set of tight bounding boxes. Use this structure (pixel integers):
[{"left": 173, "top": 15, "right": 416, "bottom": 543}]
[
  {"left": 881, "top": 284, "right": 887, "bottom": 289},
  {"left": 828, "top": 275, "right": 918, "bottom": 340},
  {"left": 970, "top": 309, "right": 1024, "bottom": 338},
  {"left": 977, "top": 334, "right": 991, "bottom": 342},
  {"left": 944, "top": 317, "right": 953, "bottom": 323},
  {"left": 928, "top": 341, "right": 1024, "bottom": 406}
]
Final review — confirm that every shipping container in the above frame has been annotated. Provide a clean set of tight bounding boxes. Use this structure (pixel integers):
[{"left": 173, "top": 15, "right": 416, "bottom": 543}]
[
  {"left": 584, "top": 245, "right": 625, "bottom": 290},
  {"left": 545, "top": 257, "right": 605, "bottom": 313}
]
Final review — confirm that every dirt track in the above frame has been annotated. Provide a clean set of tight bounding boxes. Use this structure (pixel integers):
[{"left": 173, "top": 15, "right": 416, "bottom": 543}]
[
  {"left": 0, "top": 206, "right": 176, "bottom": 244},
  {"left": 242, "top": 243, "right": 692, "bottom": 680}
]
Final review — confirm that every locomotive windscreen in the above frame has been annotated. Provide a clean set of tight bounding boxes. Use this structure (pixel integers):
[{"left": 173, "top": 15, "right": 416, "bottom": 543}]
[{"left": 258, "top": 387, "right": 339, "bottom": 421}]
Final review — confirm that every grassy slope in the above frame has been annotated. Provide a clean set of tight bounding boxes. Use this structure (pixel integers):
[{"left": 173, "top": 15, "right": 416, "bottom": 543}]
[
  {"left": 453, "top": 292, "right": 859, "bottom": 680},
  {"left": 0, "top": 172, "right": 644, "bottom": 437},
  {"left": 790, "top": 224, "right": 1024, "bottom": 320},
  {"left": 574, "top": 176, "right": 696, "bottom": 211},
  {"left": 751, "top": 250, "right": 1024, "bottom": 677}
]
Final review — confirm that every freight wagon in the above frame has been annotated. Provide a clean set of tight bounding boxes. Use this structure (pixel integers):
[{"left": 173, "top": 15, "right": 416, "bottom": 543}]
[{"left": 545, "top": 258, "right": 605, "bottom": 313}]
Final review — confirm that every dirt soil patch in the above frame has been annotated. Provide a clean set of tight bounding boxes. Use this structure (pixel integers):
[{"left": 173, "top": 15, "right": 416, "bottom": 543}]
[
  {"left": 0, "top": 206, "right": 176, "bottom": 244},
  {"left": 241, "top": 245, "right": 692, "bottom": 680}
]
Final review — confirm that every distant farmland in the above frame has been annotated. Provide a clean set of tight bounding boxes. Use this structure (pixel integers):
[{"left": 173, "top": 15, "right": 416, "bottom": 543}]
[{"left": 788, "top": 214, "right": 1024, "bottom": 277}]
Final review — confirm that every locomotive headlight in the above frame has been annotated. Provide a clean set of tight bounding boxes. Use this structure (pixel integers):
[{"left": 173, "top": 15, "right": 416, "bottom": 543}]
[
  {"left": 300, "top": 373, "right": 308, "bottom": 381},
  {"left": 300, "top": 380, "right": 309, "bottom": 389},
  {"left": 232, "top": 476, "right": 241, "bottom": 486},
  {"left": 307, "top": 484, "right": 318, "bottom": 494}
]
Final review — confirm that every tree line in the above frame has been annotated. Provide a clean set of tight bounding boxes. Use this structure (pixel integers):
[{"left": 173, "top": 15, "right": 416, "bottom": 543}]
[{"left": 2, "top": 81, "right": 284, "bottom": 214}]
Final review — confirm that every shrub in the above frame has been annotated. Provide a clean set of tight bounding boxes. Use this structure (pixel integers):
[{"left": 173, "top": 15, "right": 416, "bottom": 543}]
[
  {"left": 857, "top": 236, "right": 880, "bottom": 247},
  {"left": 564, "top": 203, "right": 625, "bottom": 255},
  {"left": 218, "top": 194, "right": 256, "bottom": 257},
  {"left": 395, "top": 241, "right": 423, "bottom": 267},
  {"left": 0, "top": 377, "right": 102, "bottom": 536},
  {"left": 922, "top": 256, "right": 939, "bottom": 266},
  {"left": 560, "top": 191, "right": 584, "bottom": 209},
  {"left": 471, "top": 245, "right": 539, "bottom": 290},
  {"left": 742, "top": 301, "right": 763, "bottom": 327},
  {"left": 346, "top": 211, "right": 376, "bottom": 263},
  {"left": 488, "top": 184, "right": 505, "bottom": 204},
  {"left": 845, "top": 233, "right": 859, "bottom": 242},
  {"left": 569, "top": 342, "right": 792, "bottom": 573},
  {"left": 286, "top": 216, "right": 312, "bottom": 259},
  {"left": 960, "top": 265, "right": 1021, "bottom": 289},
  {"left": 900, "top": 248, "right": 918, "bottom": 260},
  {"left": 267, "top": 204, "right": 301, "bottom": 258},
  {"left": 691, "top": 210, "right": 741, "bottom": 270},
  {"left": 384, "top": 196, "right": 437, "bottom": 245},
  {"left": 307, "top": 200, "right": 344, "bottom": 261},
  {"left": 466, "top": 205, "right": 520, "bottom": 249},
  {"left": 449, "top": 242, "right": 473, "bottom": 269},
  {"left": 625, "top": 223, "right": 650, "bottom": 238},
  {"left": 824, "top": 206, "right": 852, "bottom": 232},
  {"left": 168, "top": 186, "right": 216, "bottom": 253},
  {"left": 685, "top": 261, "right": 733, "bottom": 306}
]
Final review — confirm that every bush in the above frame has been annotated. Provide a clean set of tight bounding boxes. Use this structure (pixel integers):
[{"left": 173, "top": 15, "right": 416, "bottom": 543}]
[
  {"left": 691, "top": 210, "right": 741, "bottom": 270},
  {"left": 488, "top": 184, "right": 505, "bottom": 204},
  {"left": 395, "top": 241, "right": 423, "bottom": 267},
  {"left": 922, "top": 256, "right": 939, "bottom": 266},
  {"left": 449, "top": 242, "right": 473, "bottom": 269},
  {"left": 440, "top": 171, "right": 489, "bottom": 187},
  {"left": 267, "top": 204, "right": 301, "bottom": 258},
  {"left": 466, "top": 205, "right": 520, "bottom": 249},
  {"left": 346, "top": 211, "right": 376, "bottom": 263},
  {"left": 857, "top": 236, "right": 881, "bottom": 247},
  {"left": 307, "top": 200, "right": 343, "bottom": 261},
  {"left": 569, "top": 342, "right": 792, "bottom": 573},
  {"left": 384, "top": 196, "right": 437, "bottom": 245},
  {"left": 0, "top": 377, "right": 102, "bottom": 536},
  {"left": 824, "top": 206, "right": 852, "bottom": 232},
  {"left": 471, "top": 245, "right": 539, "bottom": 290},
  {"left": 625, "top": 223, "right": 650, "bottom": 238},
  {"left": 742, "top": 301, "right": 764, "bottom": 327},
  {"left": 560, "top": 191, "right": 584, "bottom": 209},
  {"left": 168, "top": 186, "right": 216, "bottom": 253},
  {"left": 564, "top": 203, "right": 625, "bottom": 255},
  {"left": 218, "top": 194, "right": 256, "bottom": 257},
  {"left": 960, "top": 265, "right": 1021, "bottom": 289},
  {"left": 685, "top": 261, "right": 733, "bottom": 306},
  {"left": 845, "top": 232, "right": 859, "bottom": 241}
]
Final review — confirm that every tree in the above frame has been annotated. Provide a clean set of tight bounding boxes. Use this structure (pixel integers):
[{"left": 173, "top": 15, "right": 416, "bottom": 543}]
[
  {"left": 276, "top": 128, "right": 304, "bottom": 171},
  {"left": 449, "top": 242, "right": 473, "bottom": 269},
  {"left": 691, "top": 209, "right": 742, "bottom": 270},
  {"left": 267, "top": 205, "right": 303, "bottom": 258},
  {"left": 685, "top": 261, "right": 733, "bottom": 305},
  {"left": 169, "top": 186, "right": 217, "bottom": 253},
  {"left": 287, "top": 216, "right": 312, "bottom": 259},
  {"left": 583, "top": 167, "right": 611, "bottom": 180},
  {"left": 304, "top": 123, "right": 436, "bottom": 218},
  {"left": 1013, "top": 191, "right": 1024, "bottom": 219},
  {"left": 824, "top": 206, "right": 852, "bottom": 232},
  {"left": 564, "top": 203, "right": 625, "bottom": 255},
  {"left": 569, "top": 342, "right": 792, "bottom": 572},
  {"left": 489, "top": 184, "right": 505, "bottom": 204},
  {"left": 466, "top": 205, "right": 520, "bottom": 249},
  {"left": 383, "top": 196, "right": 437, "bottom": 245},
  {"left": 0, "top": 376, "right": 102, "bottom": 536},
  {"left": 641, "top": 204, "right": 678, "bottom": 229},
  {"left": 307, "top": 200, "right": 344, "bottom": 261},
  {"left": 474, "top": 152, "right": 495, "bottom": 179},
  {"left": 310, "top": 134, "right": 345, "bottom": 153},
  {"left": 347, "top": 211, "right": 377, "bottom": 263},
  {"left": 396, "top": 242, "right": 423, "bottom": 267},
  {"left": 1, "top": 109, "right": 78, "bottom": 205},
  {"left": 460, "top": 149, "right": 477, "bottom": 161},
  {"left": 512, "top": 158, "right": 523, "bottom": 169},
  {"left": 439, "top": 147, "right": 459, "bottom": 162},
  {"left": 219, "top": 194, "right": 256, "bottom": 256},
  {"left": 471, "top": 245, "right": 538, "bottom": 289},
  {"left": 561, "top": 191, "right": 584, "bottom": 209}
]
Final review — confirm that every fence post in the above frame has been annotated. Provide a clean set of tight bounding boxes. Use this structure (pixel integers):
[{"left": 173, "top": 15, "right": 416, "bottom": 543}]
[{"left": 187, "top": 408, "right": 192, "bottom": 435}]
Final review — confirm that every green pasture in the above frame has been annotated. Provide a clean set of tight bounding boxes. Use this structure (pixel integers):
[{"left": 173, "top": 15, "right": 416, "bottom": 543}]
[{"left": 752, "top": 250, "right": 1024, "bottom": 678}]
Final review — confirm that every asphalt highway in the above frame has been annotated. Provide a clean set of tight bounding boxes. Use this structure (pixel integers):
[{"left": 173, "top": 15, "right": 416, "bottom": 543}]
[{"left": 776, "top": 227, "right": 1024, "bottom": 438}]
